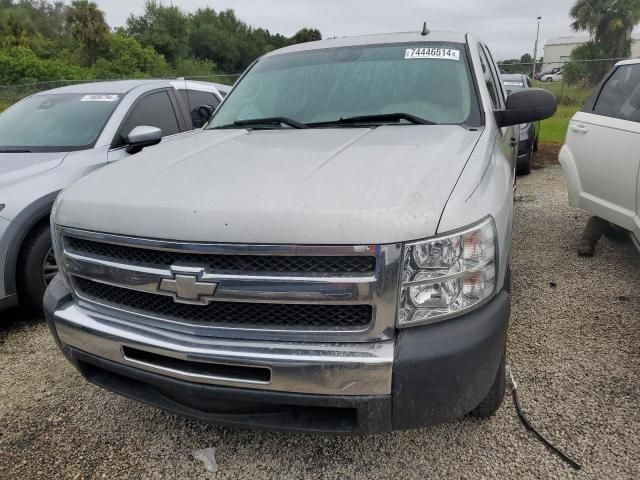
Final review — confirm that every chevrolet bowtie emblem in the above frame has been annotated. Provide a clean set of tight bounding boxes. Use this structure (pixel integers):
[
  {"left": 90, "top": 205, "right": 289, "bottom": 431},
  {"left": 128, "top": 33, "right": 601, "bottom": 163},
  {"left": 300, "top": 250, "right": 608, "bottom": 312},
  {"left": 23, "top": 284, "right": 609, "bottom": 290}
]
[{"left": 158, "top": 267, "right": 218, "bottom": 305}]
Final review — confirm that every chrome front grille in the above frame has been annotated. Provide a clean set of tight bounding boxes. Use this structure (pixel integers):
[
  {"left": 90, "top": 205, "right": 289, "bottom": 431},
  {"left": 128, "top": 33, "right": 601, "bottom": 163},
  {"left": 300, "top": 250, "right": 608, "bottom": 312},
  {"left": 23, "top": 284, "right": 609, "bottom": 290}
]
[
  {"left": 66, "top": 236, "right": 377, "bottom": 274},
  {"left": 74, "top": 277, "right": 373, "bottom": 328},
  {"left": 57, "top": 228, "right": 402, "bottom": 342}
]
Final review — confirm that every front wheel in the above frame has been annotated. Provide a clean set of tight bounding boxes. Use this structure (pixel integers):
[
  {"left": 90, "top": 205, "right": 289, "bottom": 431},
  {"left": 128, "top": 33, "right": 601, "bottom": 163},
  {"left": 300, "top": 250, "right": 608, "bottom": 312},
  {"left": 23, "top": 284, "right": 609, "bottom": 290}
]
[
  {"left": 17, "top": 223, "right": 58, "bottom": 313},
  {"left": 517, "top": 144, "right": 533, "bottom": 176},
  {"left": 545, "top": 77, "right": 553, "bottom": 83}
]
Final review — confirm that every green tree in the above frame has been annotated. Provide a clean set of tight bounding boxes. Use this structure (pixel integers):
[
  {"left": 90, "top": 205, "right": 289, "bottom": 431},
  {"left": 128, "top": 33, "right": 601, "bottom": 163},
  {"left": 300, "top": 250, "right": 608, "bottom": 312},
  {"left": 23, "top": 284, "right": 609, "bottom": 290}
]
[
  {"left": 0, "top": 7, "right": 45, "bottom": 51},
  {"left": 570, "top": 0, "right": 640, "bottom": 58},
  {"left": 126, "top": 0, "right": 189, "bottom": 66},
  {"left": 0, "top": 0, "right": 323, "bottom": 87},
  {"left": 20, "top": 0, "right": 67, "bottom": 46},
  {"left": 0, "top": 45, "right": 89, "bottom": 83},
  {"left": 497, "top": 54, "right": 535, "bottom": 75},
  {"left": 65, "top": 0, "right": 109, "bottom": 65},
  {"left": 290, "top": 28, "right": 322, "bottom": 44},
  {"left": 564, "top": 41, "right": 610, "bottom": 87},
  {"left": 91, "top": 33, "right": 170, "bottom": 78}
]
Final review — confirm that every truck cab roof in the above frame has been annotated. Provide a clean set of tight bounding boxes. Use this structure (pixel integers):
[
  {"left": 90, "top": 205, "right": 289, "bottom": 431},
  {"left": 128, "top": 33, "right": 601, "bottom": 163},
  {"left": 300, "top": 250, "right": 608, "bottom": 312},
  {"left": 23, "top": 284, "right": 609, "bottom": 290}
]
[{"left": 264, "top": 31, "right": 472, "bottom": 57}]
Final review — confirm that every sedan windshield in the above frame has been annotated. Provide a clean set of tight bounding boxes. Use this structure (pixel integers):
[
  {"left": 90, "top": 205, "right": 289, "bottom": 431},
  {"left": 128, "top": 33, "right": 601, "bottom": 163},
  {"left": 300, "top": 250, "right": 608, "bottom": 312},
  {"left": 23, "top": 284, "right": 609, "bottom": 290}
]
[
  {"left": 209, "top": 43, "right": 480, "bottom": 129},
  {"left": 0, "top": 93, "right": 121, "bottom": 152}
]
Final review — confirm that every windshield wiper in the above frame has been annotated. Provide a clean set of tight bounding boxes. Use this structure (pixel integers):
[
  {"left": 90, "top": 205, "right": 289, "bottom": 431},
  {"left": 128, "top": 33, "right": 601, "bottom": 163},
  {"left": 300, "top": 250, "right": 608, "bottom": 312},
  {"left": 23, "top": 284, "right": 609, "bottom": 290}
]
[
  {"left": 214, "top": 117, "right": 308, "bottom": 130},
  {"left": 0, "top": 148, "right": 32, "bottom": 153},
  {"left": 308, "top": 113, "right": 437, "bottom": 127}
]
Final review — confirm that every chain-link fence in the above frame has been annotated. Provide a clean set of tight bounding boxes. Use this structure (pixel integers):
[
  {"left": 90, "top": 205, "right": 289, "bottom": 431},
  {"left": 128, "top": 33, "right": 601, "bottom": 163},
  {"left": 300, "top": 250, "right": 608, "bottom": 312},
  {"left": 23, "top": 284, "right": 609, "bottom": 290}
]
[
  {"left": 499, "top": 58, "right": 628, "bottom": 106},
  {"left": 0, "top": 73, "right": 242, "bottom": 108}
]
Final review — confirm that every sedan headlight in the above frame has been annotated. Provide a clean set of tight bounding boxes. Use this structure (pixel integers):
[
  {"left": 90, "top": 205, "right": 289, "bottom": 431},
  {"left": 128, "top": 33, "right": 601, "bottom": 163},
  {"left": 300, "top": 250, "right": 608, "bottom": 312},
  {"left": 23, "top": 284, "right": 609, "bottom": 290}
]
[{"left": 398, "top": 217, "right": 498, "bottom": 327}]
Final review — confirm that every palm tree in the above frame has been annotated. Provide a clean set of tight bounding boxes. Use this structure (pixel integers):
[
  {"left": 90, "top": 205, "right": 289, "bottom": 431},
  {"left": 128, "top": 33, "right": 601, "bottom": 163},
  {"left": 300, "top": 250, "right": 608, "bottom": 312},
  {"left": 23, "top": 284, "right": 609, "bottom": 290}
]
[
  {"left": 570, "top": 0, "right": 640, "bottom": 58},
  {"left": 65, "top": 0, "right": 109, "bottom": 66}
]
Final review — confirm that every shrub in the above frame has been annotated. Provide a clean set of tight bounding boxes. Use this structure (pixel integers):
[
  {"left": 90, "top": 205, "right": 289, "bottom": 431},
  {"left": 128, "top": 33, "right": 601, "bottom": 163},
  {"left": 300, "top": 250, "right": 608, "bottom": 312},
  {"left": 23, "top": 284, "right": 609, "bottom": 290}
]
[
  {"left": 91, "top": 33, "right": 171, "bottom": 79},
  {"left": 173, "top": 57, "right": 216, "bottom": 77},
  {"left": 0, "top": 46, "right": 90, "bottom": 84}
]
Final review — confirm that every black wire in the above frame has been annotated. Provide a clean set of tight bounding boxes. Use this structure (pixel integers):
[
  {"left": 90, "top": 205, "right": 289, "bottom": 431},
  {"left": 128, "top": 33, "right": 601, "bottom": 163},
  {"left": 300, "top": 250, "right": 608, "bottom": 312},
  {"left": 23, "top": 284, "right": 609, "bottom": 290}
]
[{"left": 511, "top": 386, "right": 582, "bottom": 471}]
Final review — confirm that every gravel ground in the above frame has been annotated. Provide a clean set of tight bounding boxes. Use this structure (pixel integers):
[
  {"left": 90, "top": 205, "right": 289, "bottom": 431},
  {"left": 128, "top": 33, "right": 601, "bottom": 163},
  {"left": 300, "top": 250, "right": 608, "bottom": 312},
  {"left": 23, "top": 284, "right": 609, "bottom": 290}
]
[{"left": 1, "top": 163, "right": 639, "bottom": 479}]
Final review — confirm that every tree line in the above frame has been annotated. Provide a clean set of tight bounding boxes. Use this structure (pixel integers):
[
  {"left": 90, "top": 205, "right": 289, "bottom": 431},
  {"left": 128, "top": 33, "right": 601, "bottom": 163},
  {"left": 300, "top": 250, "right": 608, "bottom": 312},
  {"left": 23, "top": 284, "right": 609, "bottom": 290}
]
[
  {"left": 0, "top": 0, "right": 322, "bottom": 85},
  {"left": 565, "top": 0, "right": 640, "bottom": 86}
]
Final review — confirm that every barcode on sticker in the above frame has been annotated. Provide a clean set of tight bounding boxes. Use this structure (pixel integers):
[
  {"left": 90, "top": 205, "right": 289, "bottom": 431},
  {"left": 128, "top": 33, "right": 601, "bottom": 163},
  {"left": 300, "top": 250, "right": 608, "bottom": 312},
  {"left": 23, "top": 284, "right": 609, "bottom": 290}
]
[
  {"left": 80, "top": 94, "right": 119, "bottom": 102},
  {"left": 405, "top": 47, "right": 460, "bottom": 61}
]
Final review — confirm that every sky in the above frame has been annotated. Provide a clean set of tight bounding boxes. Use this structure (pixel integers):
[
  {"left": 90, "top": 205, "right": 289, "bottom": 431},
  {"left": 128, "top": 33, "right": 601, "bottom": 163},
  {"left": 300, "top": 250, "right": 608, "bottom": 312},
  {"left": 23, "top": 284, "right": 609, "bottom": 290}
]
[{"left": 99, "top": 0, "right": 580, "bottom": 61}]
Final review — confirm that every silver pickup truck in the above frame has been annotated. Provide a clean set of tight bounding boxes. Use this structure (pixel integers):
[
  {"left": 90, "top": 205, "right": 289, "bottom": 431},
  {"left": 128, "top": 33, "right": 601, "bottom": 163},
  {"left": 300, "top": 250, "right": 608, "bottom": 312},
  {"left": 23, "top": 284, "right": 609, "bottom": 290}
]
[{"left": 45, "top": 31, "right": 556, "bottom": 433}]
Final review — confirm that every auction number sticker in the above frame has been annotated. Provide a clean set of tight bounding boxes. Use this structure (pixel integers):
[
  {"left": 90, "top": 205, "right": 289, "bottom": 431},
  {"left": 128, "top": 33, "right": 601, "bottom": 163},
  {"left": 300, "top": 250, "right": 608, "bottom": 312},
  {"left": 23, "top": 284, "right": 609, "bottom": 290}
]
[
  {"left": 80, "top": 94, "right": 119, "bottom": 102},
  {"left": 405, "top": 47, "right": 460, "bottom": 61}
]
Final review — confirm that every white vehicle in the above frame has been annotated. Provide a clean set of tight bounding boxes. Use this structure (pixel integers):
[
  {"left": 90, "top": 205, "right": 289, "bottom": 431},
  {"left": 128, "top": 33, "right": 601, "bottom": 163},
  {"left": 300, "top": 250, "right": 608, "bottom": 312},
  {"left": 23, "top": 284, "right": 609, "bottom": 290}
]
[
  {"left": 541, "top": 71, "right": 563, "bottom": 83},
  {"left": 560, "top": 59, "right": 640, "bottom": 251}
]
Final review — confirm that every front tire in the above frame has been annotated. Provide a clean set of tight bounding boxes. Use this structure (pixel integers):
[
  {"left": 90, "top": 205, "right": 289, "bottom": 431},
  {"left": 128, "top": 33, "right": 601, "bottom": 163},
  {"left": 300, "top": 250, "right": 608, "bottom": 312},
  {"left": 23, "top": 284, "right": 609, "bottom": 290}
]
[
  {"left": 17, "top": 223, "right": 57, "bottom": 313},
  {"left": 504, "top": 263, "right": 511, "bottom": 293},
  {"left": 469, "top": 350, "right": 506, "bottom": 419},
  {"left": 517, "top": 145, "right": 533, "bottom": 176}
]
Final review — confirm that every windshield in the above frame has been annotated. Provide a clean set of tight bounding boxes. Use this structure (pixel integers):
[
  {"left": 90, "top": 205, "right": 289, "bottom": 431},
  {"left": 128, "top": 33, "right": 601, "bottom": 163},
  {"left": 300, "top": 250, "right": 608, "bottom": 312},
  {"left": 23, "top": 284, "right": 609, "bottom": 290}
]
[
  {"left": 502, "top": 81, "right": 525, "bottom": 95},
  {"left": 209, "top": 43, "right": 481, "bottom": 128},
  {"left": 0, "top": 93, "right": 121, "bottom": 152}
]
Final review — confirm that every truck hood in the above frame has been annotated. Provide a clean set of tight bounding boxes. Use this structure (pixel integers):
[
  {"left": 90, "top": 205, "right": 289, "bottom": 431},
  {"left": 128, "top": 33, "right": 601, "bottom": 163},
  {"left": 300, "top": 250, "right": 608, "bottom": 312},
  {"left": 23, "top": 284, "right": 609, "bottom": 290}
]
[
  {"left": 56, "top": 126, "right": 482, "bottom": 244},
  {"left": 0, "top": 151, "right": 67, "bottom": 189}
]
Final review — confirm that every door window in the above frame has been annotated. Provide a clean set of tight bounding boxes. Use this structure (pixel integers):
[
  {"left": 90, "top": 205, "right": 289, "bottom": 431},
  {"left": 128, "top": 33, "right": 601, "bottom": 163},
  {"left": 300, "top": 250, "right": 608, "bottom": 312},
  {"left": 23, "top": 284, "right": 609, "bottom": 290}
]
[
  {"left": 177, "top": 90, "right": 220, "bottom": 129},
  {"left": 178, "top": 90, "right": 220, "bottom": 110},
  {"left": 117, "top": 90, "right": 180, "bottom": 146},
  {"left": 593, "top": 64, "right": 640, "bottom": 122}
]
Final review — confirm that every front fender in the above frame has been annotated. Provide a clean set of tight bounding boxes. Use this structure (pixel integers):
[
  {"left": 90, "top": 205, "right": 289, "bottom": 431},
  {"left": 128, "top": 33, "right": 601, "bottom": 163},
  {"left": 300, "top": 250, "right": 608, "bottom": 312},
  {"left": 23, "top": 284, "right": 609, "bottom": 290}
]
[
  {"left": 437, "top": 129, "right": 514, "bottom": 292},
  {"left": 2, "top": 191, "right": 60, "bottom": 297}
]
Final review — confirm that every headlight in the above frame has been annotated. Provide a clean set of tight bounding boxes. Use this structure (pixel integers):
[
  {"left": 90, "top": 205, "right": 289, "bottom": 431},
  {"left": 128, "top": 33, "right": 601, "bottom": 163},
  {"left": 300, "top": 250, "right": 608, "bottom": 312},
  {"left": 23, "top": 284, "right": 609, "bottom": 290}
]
[{"left": 398, "top": 217, "right": 497, "bottom": 327}]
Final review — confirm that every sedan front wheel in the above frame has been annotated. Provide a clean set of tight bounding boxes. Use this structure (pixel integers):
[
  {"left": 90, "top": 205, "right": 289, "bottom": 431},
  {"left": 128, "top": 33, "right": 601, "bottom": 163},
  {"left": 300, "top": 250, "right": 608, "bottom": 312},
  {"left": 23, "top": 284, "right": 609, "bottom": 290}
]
[{"left": 18, "top": 223, "right": 58, "bottom": 314}]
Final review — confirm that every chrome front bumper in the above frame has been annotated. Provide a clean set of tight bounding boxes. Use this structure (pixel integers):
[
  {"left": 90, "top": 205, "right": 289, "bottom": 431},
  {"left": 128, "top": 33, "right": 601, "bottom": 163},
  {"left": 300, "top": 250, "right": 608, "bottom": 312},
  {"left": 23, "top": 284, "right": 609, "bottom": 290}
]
[
  {"left": 46, "top": 274, "right": 511, "bottom": 433},
  {"left": 52, "top": 299, "right": 394, "bottom": 396}
]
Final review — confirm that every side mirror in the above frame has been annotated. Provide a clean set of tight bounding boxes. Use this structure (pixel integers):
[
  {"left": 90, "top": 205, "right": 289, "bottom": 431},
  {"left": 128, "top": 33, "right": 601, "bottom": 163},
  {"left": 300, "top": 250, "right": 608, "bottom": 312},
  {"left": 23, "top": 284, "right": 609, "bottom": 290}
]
[
  {"left": 124, "top": 125, "right": 162, "bottom": 154},
  {"left": 495, "top": 88, "right": 557, "bottom": 127},
  {"left": 191, "top": 104, "right": 216, "bottom": 129}
]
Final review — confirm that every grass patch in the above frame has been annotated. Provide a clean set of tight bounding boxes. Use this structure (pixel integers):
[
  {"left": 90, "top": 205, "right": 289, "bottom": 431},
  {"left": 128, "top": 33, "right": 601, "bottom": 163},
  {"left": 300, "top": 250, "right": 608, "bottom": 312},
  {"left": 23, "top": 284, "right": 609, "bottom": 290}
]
[
  {"left": 532, "top": 79, "right": 593, "bottom": 145},
  {"left": 539, "top": 104, "right": 578, "bottom": 145},
  {"left": 532, "top": 80, "right": 593, "bottom": 107}
]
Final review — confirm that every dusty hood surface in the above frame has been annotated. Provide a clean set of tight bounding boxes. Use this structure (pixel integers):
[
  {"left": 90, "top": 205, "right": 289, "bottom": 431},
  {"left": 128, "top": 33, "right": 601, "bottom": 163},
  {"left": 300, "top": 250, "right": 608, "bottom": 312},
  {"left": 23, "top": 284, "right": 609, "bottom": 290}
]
[
  {"left": 0, "top": 151, "right": 67, "bottom": 189},
  {"left": 56, "top": 126, "right": 482, "bottom": 244}
]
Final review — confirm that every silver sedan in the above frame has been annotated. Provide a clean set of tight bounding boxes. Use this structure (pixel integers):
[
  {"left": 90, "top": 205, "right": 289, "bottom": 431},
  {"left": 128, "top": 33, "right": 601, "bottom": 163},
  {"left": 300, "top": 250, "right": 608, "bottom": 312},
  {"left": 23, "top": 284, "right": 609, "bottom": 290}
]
[{"left": 0, "top": 79, "right": 229, "bottom": 312}]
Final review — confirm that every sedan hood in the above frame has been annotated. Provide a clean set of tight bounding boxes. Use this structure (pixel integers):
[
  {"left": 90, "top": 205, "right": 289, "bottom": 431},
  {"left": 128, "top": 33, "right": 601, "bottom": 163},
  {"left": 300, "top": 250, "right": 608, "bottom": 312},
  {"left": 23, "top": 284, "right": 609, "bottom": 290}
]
[
  {"left": 56, "top": 126, "right": 482, "bottom": 244},
  {"left": 0, "top": 151, "right": 67, "bottom": 189}
]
